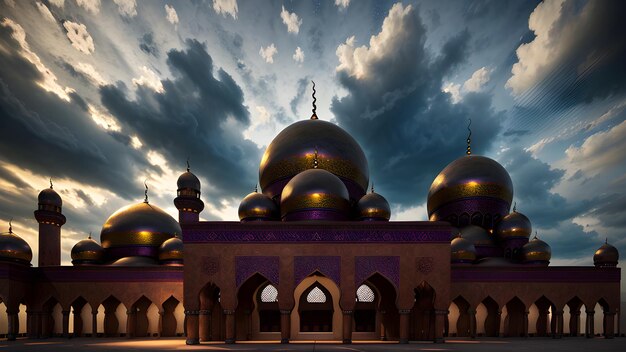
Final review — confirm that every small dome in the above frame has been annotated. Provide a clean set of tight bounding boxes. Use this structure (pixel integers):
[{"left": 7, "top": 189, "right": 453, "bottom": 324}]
[
  {"left": 522, "top": 236, "right": 551, "bottom": 265},
  {"left": 71, "top": 237, "right": 104, "bottom": 265},
  {"left": 158, "top": 237, "right": 183, "bottom": 265},
  {"left": 280, "top": 168, "right": 351, "bottom": 221},
  {"left": 460, "top": 225, "right": 495, "bottom": 246},
  {"left": 451, "top": 237, "right": 476, "bottom": 264},
  {"left": 594, "top": 241, "right": 619, "bottom": 267},
  {"left": 177, "top": 171, "right": 201, "bottom": 193},
  {"left": 427, "top": 155, "right": 513, "bottom": 229},
  {"left": 238, "top": 191, "right": 279, "bottom": 221},
  {"left": 259, "top": 119, "right": 369, "bottom": 202},
  {"left": 100, "top": 202, "right": 181, "bottom": 261},
  {"left": 0, "top": 227, "right": 32, "bottom": 265},
  {"left": 496, "top": 208, "right": 532, "bottom": 239},
  {"left": 38, "top": 187, "right": 62, "bottom": 208},
  {"left": 356, "top": 190, "right": 391, "bottom": 221},
  {"left": 110, "top": 256, "right": 158, "bottom": 266}
]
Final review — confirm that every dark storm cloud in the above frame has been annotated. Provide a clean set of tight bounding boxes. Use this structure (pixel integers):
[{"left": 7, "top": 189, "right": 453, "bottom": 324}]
[
  {"left": 290, "top": 76, "right": 310, "bottom": 116},
  {"left": 139, "top": 32, "right": 159, "bottom": 57},
  {"left": 331, "top": 5, "right": 503, "bottom": 208},
  {"left": 100, "top": 39, "right": 261, "bottom": 203}
]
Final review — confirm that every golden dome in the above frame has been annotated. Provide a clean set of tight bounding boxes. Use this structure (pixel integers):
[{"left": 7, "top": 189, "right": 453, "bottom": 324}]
[
  {"left": 460, "top": 225, "right": 495, "bottom": 247},
  {"left": 427, "top": 155, "right": 513, "bottom": 227},
  {"left": 451, "top": 237, "right": 476, "bottom": 263},
  {"left": 496, "top": 208, "right": 532, "bottom": 239},
  {"left": 280, "top": 168, "right": 351, "bottom": 221},
  {"left": 71, "top": 236, "right": 104, "bottom": 265},
  {"left": 356, "top": 189, "right": 391, "bottom": 221},
  {"left": 522, "top": 236, "right": 551, "bottom": 265},
  {"left": 259, "top": 119, "right": 369, "bottom": 202},
  {"left": 0, "top": 226, "right": 32, "bottom": 265},
  {"left": 100, "top": 202, "right": 181, "bottom": 260},
  {"left": 158, "top": 237, "right": 183, "bottom": 263},
  {"left": 38, "top": 187, "right": 62, "bottom": 213},
  {"left": 593, "top": 240, "right": 619, "bottom": 267},
  {"left": 239, "top": 190, "right": 279, "bottom": 221}
]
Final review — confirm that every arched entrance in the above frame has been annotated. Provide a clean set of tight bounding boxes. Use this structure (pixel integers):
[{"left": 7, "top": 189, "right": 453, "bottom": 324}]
[
  {"left": 503, "top": 297, "right": 526, "bottom": 337},
  {"left": 161, "top": 296, "right": 180, "bottom": 337},
  {"left": 292, "top": 274, "right": 342, "bottom": 341},
  {"left": 410, "top": 282, "right": 436, "bottom": 341},
  {"left": 199, "top": 282, "right": 222, "bottom": 342}
]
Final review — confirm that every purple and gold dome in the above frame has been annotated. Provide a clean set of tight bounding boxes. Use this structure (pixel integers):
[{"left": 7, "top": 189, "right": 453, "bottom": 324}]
[
  {"left": 259, "top": 118, "right": 369, "bottom": 202},
  {"left": 496, "top": 207, "right": 532, "bottom": 240},
  {"left": 238, "top": 189, "right": 279, "bottom": 221},
  {"left": 158, "top": 237, "right": 183, "bottom": 266},
  {"left": 100, "top": 202, "right": 181, "bottom": 262},
  {"left": 0, "top": 224, "right": 32, "bottom": 265},
  {"left": 459, "top": 225, "right": 500, "bottom": 258},
  {"left": 428, "top": 155, "right": 513, "bottom": 230},
  {"left": 280, "top": 168, "right": 351, "bottom": 221},
  {"left": 71, "top": 236, "right": 104, "bottom": 265},
  {"left": 522, "top": 235, "right": 551, "bottom": 266},
  {"left": 356, "top": 188, "right": 391, "bottom": 221},
  {"left": 451, "top": 236, "right": 476, "bottom": 264},
  {"left": 594, "top": 240, "right": 619, "bottom": 267}
]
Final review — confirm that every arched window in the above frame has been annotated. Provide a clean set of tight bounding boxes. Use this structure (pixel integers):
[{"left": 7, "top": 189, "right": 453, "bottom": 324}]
[
  {"left": 260, "top": 284, "right": 278, "bottom": 303},
  {"left": 306, "top": 286, "right": 327, "bottom": 303},
  {"left": 356, "top": 284, "right": 375, "bottom": 302}
]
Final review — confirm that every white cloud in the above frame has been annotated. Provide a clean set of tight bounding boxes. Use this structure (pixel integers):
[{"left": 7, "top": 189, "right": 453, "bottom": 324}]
[
  {"left": 74, "top": 62, "right": 107, "bottom": 86},
  {"left": 88, "top": 104, "right": 121, "bottom": 132},
  {"left": 131, "top": 66, "right": 164, "bottom": 93},
  {"left": 35, "top": 2, "right": 56, "bottom": 23},
  {"left": 165, "top": 4, "right": 179, "bottom": 26},
  {"left": 130, "top": 135, "right": 143, "bottom": 149},
  {"left": 76, "top": 0, "right": 100, "bottom": 14},
  {"left": 0, "top": 18, "right": 73, "bottom": 101},
  {"left": 63, "top": 21, "right": 95, "bottom": 55},
  {"left": 49, "top": 0, "right": 64, "bottom": 7},
  {"left": 565, "top": 119, "right": 626, "bottom": 178},
  {"left": 462, "top": 66, "right": 491, "bottom": 92},
  {"left": 293, "top": 46, "right": 304, "bottom": 63},
  {"left": 336, "top": 3, "right": 414, "bottom": 79},
  {"left": 259, "top": 43, "right": 277, "bottom": 63},
  {"left": 280, "top": 6, "right": 302, "bottom": 34},
  {"left": 335, "top": 0, "right": 350, "bottom": 9},
  {"left": 212, "top": 0, "right": 238, "bottom": 19},
  {"left": 113, "top": 0, "right": 137, "bottom": 17},
  {"left": 442, "top": 82, "right": 461, "bottom": 104}
]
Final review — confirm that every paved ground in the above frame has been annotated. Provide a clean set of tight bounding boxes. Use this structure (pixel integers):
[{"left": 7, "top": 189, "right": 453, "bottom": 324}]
[{"left": 1, "top": 337, "right": 626, "bottom": 351}]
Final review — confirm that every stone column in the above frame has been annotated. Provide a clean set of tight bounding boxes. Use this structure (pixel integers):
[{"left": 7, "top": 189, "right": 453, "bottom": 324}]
[
  {"left": 91, "top": 309, "right": 98, "bottom": 337},
  {"left": 157, "top": 310, "right": 164, "bottom": 338},
  {"left": 342, "top": 310, "right": 353, "bottom": 344},
  {"left": 468, "top": 308, "right": 477, "bottom": 338},
  {"left": 399, "top": 309, "right": 411, "bottom": 344},
  {"left": 126, "top": 309, "right": 136, "bottom": 338},
  {"left": 185, "top": 310, "right": 199, "bottom": 345},
  {"left": 523, "top": 310, "right": 530, "bottom": 338},
  {"left": 571, "top": 310, "right": 581, "bottom": 336},
  {"left": 555, "top": 310, "right": 564, "bottom": 339},
  {"left": 586, "top": 310, "right": 595, "bottom": 338},
  {"left": 72, "top": 309, "right": 81, "bottom": 337},
  {"left": 199, "top": 309, "right": 212, "bottom": 341},
  {"left": 379, "top": 310, "right": 387, "bottom": 341},
  {"left": 604, "top": 311, "right": 615, "bottom": 339},
  {"left": 280, "top": 310, "right": 291, "bottom": 344},
  {"left": 7, "top": 311, "right": 18, "bottom": 341},
  {"left": 224, "top": 309, "right": 236, "bottom": 344},
  {"left": 434, "top": 309, "right": 446, "bottom": 343},
  {"left": 62, "top": 310, "right": 70, "bottom": 338},
  {"left": 495, "top": 310, "right": 502, "bottom": 337}
]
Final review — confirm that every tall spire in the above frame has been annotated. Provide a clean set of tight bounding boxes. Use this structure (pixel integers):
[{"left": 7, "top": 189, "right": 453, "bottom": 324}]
[
  {"left": 313, "top": 146, "right": 319, "bottom": 168},
  {"left": 310, "top": 80, "right": 318, "bottom": 120},
  {"left": 8, "top": 218, "right": 12, "bottom": 234},
  {"left": 254, "top": 184, "right": 258, "bottom": 193},
  {"left": 513, "top": 202, "right": 517, "bottom": 212},
  {"left": 466, "top": 118, "right": 472, "bottom": 155},
  {"left": 50, "top": 178, "right": 54, "bottom": 189},
  {"left": 186, "top": 157, "right": 190, "bottom": 172},
  {"left": 88, "top": 231, "right": 92, "bottom": 240},
  {"left": 144, "top": 180, "right": 149, "bottom": 203}
]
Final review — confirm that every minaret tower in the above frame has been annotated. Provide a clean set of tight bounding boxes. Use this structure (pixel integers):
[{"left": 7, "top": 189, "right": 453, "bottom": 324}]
[
  {"left": 34, "top": 179, "right": 66, "bottom": 266},
  {"left": 174, "top": 160, "right": 204, "bottom": 223}
]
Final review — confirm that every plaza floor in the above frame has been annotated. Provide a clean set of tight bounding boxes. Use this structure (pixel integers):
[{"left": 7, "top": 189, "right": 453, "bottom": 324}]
[{"left": 1, "top": 337, "right": 626, "bottom": 351}]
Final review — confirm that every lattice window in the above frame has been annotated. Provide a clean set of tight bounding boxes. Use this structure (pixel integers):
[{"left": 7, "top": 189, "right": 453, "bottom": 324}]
[
  {"left": 260, "top": 284, "right": 278, "bottom": 303},
  {"left": 306, "top": 286, "right": 327, "bottom": 303},
  {"left": 356, "top": 284, "right": 375, "bottom": 302}
]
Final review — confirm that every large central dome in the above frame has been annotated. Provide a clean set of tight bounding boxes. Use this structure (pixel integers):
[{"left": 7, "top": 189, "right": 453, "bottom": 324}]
[{"left": 259, "top": 119, "right": 369, "bottom": 202}]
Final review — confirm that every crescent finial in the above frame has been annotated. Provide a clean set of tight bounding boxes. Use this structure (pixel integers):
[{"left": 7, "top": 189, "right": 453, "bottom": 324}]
[
  {"left": 466, "top": 119, "right": 472, "bottom": 155},
  {"left": 311, "top": 81, "right": 318, "bottom": 120},
  {"left": 144, "top": 180, "right": 149, "bottom": 203}
]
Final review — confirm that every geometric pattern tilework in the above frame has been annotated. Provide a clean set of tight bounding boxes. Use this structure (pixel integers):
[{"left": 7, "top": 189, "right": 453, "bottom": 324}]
[
  {"left": 235, "top": 256, "right": 279, "bottom": 287},
  {"left": 355, "top": 256, "right": 400, "bottom": 288},
  {"left": 294, "top": 256, "right": 341, "bottom": 286}
]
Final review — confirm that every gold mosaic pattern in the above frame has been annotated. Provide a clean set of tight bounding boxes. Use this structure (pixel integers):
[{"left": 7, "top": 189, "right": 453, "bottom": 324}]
[
  {"left": 239, "top": 193, "right": 278, "bottom": 220},
  {"left": 72, "top": 249, "right": 103, "bottom": 261},
  {"left": 281, "top": 193, "right": 351, "bottom": 216},
  {"left": 0, "top": 248, "right": 32, "bottom": 261},
  {"left": 524, "top": 250, "right": 551, "bottom": 262},
  {"left": 159, "top": 248, "right": 183, "bottom": 260},
  {"left": 427, "top": 183, "right": 513, "bottom": 214},
  {"left": 101, "top": 232, "right": 174, "bottom": 248},
  {"left": 359, "top": 206, "right": 391, "bottom": 219},
  {"left": 452, "top": 249, "right": 476, "bottom": 261},
  {"left": 260, "top": 154, "right": 368, "bottom": 192}
]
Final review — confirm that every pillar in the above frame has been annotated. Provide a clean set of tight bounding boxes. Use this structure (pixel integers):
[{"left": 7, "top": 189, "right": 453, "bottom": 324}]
[
  {"left": 342, "top": 310, "right": 353, "bottom": 344},
  {"left": 399, "top": 309, "right": 410, "bottom": 344},
  {"left": 434, "top": 309, "right": 446, "bottom": 343},
  {"left": 604, "top": 312, "right": 615, "bottom": 339},
  {"left": 586, "top": 310, "right": 595, "bottom": 338},
  {"left": 554, "top": 310, "right": 563, "bottom": 339},
  {"left": 72, "top": 309, "right": 81, "bottom": 337},
  {"left": 7, "top": 311, "right": 18, "bottom": 341},
  {"left": 224, "top": 309, "right": 236, "bottom": 344},
  {"left": 198, "top": 309, "right": 211, "bottom": 341},
  {"left": 92, "top": 309, "right": 98, "bottom": 337},
  {"left": 468, "top": 308, "right": 477, "bottom": 338},
  {"left": 34, "top": 190, "right": 66, "bottom": 267},
  {"left": 571, "top": 310, "right": 581, "bottom": 336},
  {"left": 157, "top": 310, "right": 164, "bottom": 338},
  {"left": 280, "top": 310, "right": 291, "bottom": 344},
  {"left": 185, "top": 310, "right": 199, "bottom": 345},
  {"left": 62, "top": 310, "right": 70, "bottom": 338},
  {"left": 41, "top": 311, "right": 51, "bottom": 338},
  {"left": 495, "top": 309, "right": 502, "bottom": 337},
  {"left": 126, "top": 309, "right": 136, "bottom": 338},
  {"left": 379, "top": 310, "right": 387, "bottom": 341}
]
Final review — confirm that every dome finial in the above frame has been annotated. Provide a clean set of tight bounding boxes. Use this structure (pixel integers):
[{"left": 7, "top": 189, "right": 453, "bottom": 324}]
[
  {"left": 605, "top": 237, "right": 608, "bottom": 244},
  {"left": 254, "top": 184, "right": 258, "bottom": 193},
  {"left": 186, "top": 157, "right": 190, "bottom": 172},
  {"left": 513, "top": 202, "right": 517, "bottom": 212},
  {"left": 371, "top": 182, "right": 374, "bottom": 193},
  {"left": 313, "top": 146, "right": 319, "bottom": 168},
  {"left": 144, "top": 180, "right": 149, "bottom": 203},
  {"left": 533, "top": 231, "right": 538, "bottom": 240},
  {"left": 88, "top": 231, "right": 92, "bottom": 239},
  {"left": 8, "top": 218, "right": 12, "bottom": 234},
  {"left": 310, "top": 80, "right": 318, "bottom": 120},
  {"left": 50, "top": 178, "right": 54, "bottom": 189},
  {"left": 466, "top": 119, "right": 472, "bottom": 155}
]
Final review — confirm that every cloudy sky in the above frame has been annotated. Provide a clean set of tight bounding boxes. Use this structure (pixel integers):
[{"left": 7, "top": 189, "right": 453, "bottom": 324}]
[{"left": 0, "top": 0, "right": 624, "bottom": 287}]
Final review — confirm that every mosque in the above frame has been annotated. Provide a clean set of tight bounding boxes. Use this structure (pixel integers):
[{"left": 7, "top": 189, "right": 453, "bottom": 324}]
[{"left": 0, "top": 91, "right": 621, "bottom": 344}]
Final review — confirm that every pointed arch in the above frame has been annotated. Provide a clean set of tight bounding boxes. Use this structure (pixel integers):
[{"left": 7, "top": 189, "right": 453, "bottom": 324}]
[
  {"left": 70, "top": 296, "right": 88, "bottom": 337},
  {"left": 411, "top": 281, "right": 436, "bottom": 340},
  {"left": 503, "top": 296, "right": 526, "bottom": 337},
  {"left": 480, "top": 296, "right": 499, "bottom": 337},
  {"left": 161, "top": 296, "right": 180, "bottom": 337},
  {"left": 198, "top": 282, "right": 222, "bottom": 342},
  {"left": 452, "top": 295, "right": 472, "bottom": 337},
  {"left": 292, "top": 274, "right": 342, "bottom": 341},
  {"left": 359, "top": 272, "right": 398, "bottom": 339}
]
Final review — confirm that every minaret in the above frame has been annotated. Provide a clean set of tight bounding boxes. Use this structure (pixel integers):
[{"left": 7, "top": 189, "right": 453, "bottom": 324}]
[
  {"left": 174, "top": 160, "right": 204, "bottom": 223},
  {"left": 34, "top": 179, "right": 66, "bottom": 266}
]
